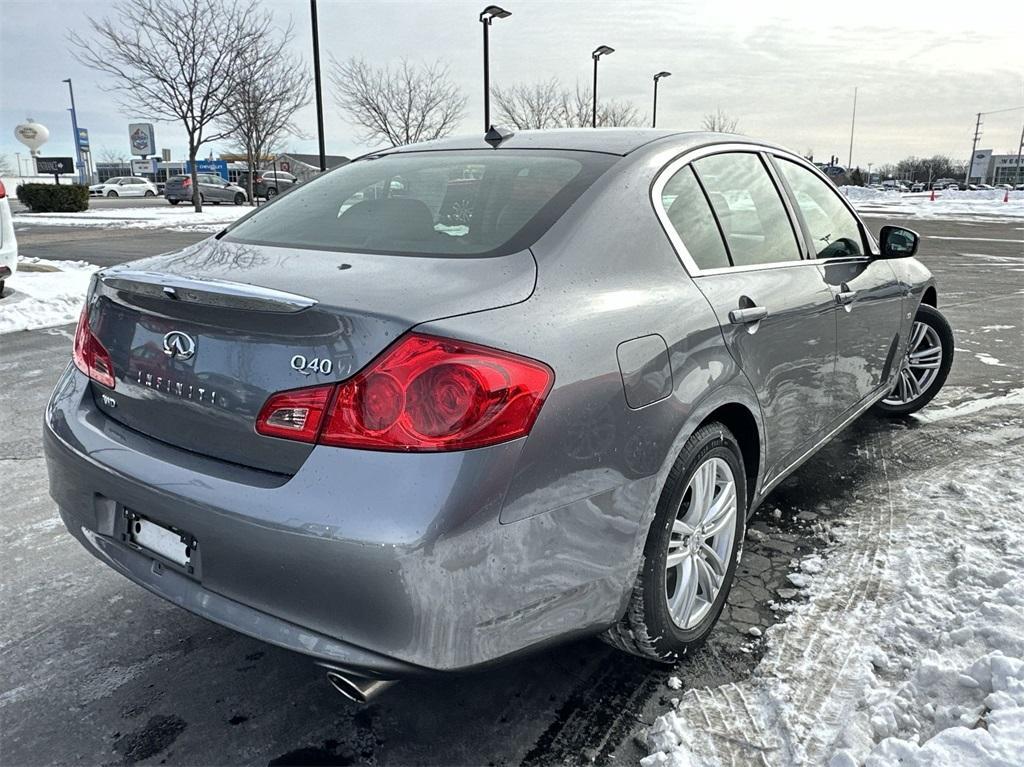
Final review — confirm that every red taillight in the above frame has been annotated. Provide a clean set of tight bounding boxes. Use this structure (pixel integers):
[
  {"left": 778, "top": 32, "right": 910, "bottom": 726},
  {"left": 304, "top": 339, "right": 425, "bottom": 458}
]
[
  {"left": 255, "top": 384, "right": 333, "bottom": 443},
  {"left": 73, "top": 304, "right": 116, "bottom": 389},
  {"left": 182, "top": 177, "right": 191, "bottom": 186},
  {"left": 0, "top": 179, "right": 6, "bottom": 199},
  {"left": 255, "top": 333, "right": 554, "bottom": 452}
]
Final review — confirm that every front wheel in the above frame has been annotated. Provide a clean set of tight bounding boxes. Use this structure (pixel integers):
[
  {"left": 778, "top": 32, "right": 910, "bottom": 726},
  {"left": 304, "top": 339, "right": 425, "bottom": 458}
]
[
  {"left": 603, "top": 423, "right": 746, "bottom": 662},
  {"left": 106, "top": 191, "right": 118, "bottom": 198},
  {"left": 168, "top": 199, "right": 180, "bottom": 206},
  {"left": 233, "top": 192, "right": 245, "bottom": 205},
  {"left": 873, "top": 304, "right": 953, "bottom": 416}
]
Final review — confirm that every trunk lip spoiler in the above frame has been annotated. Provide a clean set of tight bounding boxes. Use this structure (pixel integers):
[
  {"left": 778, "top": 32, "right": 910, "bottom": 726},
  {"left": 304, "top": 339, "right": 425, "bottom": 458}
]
[{"left": 97, "top": 270, "right": 318, "bottom": 314}]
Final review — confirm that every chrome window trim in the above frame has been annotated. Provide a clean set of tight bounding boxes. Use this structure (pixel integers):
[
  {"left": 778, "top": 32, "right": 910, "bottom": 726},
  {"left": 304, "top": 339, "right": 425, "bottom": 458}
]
[{"left": 651, "top": 142, "right": 878, "bottom": 276}]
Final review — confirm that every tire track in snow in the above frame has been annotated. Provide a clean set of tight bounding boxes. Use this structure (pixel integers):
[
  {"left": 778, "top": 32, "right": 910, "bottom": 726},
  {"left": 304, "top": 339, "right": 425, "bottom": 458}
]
[{"left": 645, "top": 404, "right": 1022, "bottom": 766}]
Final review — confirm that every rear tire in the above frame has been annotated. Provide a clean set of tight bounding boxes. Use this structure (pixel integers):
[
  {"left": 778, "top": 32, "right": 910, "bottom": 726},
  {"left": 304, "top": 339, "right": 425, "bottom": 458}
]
[
  {"left": 873, "top": 304, "right": 953, "bottom": 417},
  {"left": 144, "top": 190, "right": 155, "bottom": 197},
  {"left": 603, "top": 423, "right": 746, "bottom": 662},
  {"left": 266, "top": 187, "right": 278, "bottom": 198},
  {"left": 168, "top": 199, "right": 180, "bottom": 205}
]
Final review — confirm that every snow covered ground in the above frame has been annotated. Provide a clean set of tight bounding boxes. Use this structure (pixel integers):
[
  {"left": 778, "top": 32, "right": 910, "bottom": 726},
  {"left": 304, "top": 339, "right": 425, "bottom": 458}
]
[
  {"left": 12, "top": 205, "right": 249, "bottom": 233},
  {"left": 642, "top": 390, "right": 1024, "bottom": 767},
  {"left": 0, "top": 256, "right": 97, "bottom": 334},
  {"left": 842, "top": 188, "right": 1024, "bottom": 222}
]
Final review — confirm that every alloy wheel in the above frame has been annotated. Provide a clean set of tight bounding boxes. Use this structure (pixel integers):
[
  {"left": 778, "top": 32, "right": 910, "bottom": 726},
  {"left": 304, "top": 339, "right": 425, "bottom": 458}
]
[
  {"left": 882, "top": 321, "right": 942, "bottom": 406},
  {"left": 665, "top": 456, "right": 738, "bottom": 630}
]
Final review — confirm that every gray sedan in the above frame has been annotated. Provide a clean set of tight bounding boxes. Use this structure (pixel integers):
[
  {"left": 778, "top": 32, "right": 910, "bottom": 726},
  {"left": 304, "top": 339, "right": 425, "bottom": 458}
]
[
  {"left": 45, "top": 129, "right": 951, "bottom": 703},
  {"left": 164, "top": 173, "right": 247, "bottom": 205}
]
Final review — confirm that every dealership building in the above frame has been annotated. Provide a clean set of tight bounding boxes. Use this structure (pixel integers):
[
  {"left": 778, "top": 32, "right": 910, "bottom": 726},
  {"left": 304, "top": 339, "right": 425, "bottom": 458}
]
[{"left": 968, "top": 150, "right": 1024, "bottom": 185}]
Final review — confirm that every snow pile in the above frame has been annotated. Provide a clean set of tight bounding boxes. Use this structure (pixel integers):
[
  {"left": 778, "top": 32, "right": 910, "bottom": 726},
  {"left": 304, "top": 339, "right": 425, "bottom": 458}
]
[
  {"left": 13, "top": 205, "right": 249, "bottom": 233},
  {"left": 840, "top": 188, "right": 1024, "bottom": 220},
  {"left": 0, "top": 256, "right": 97, "bottom": 334},
  {"left": 642, "top": 391, "right": 1024, "bottom": 767}
]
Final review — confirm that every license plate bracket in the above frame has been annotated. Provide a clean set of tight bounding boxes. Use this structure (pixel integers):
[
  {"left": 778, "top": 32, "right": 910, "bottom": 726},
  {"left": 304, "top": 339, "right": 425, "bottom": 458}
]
[{"left": 124, "top": 510, "right": 198, "bottom": 574}]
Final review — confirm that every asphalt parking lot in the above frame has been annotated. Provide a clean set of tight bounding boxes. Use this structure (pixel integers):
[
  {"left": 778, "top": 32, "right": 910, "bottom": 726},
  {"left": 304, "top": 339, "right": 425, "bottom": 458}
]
[{"left": 1, "top": 215, "right": 1021, "bottom": 766}]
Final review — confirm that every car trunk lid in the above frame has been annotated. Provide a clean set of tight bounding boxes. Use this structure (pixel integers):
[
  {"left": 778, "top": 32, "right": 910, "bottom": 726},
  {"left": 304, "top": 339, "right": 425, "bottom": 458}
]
[{"left": 87, "top": 238, "right": 536, "bottom": 474}]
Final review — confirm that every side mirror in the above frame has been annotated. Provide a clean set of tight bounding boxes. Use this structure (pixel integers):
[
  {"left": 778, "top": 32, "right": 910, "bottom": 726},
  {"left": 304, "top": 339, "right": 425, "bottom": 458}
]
[{"left": 878, "top": 225, "right": 919, "bottom": 259}]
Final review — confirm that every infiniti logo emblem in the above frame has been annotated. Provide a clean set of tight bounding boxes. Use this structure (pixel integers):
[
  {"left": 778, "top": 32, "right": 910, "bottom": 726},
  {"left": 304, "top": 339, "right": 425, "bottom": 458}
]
[{"left": 162, "top": 331, "right": 196, "bottom": 360}]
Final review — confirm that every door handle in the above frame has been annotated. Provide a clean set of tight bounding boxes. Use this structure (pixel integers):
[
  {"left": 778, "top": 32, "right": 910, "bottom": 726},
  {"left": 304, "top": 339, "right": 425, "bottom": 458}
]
[
  {"left": 729, "top": 306, "right": 768, "bottom": 324},
  {"left": 835, "top": 283, "right": 858, "bottom": 305}
]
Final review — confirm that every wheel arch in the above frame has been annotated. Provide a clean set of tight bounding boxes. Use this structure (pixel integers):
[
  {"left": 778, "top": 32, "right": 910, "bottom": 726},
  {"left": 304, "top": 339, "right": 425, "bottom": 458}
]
[
  {"left": 695, "top": 402, "right": 761, "bottom": 514},
  {"left": 921, "top": 285, "right": 937, "bottom": 308}
]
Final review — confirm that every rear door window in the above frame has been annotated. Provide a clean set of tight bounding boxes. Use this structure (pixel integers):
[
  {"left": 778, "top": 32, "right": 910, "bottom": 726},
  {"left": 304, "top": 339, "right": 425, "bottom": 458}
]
[
  {"left": 775, "top": 158, "right": 866, "bottom": 259},
  {"left": 659, "top": 166, "right": 730, "bottom": 270},
  {"left": 224, "top": 150, "right": 616, "bottom": 257},
  {"left": 692, "top": 153, "right": 803, "bottom": 267}
]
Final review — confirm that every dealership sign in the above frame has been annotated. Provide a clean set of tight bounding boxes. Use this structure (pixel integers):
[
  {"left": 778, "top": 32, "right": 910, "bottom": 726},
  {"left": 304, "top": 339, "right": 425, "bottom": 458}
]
[
  {"left": 129, "top": 122, "right": 156, "bottom": 156},
  {"left": 131, "top": 158, "right": 157, "bottom": 176},
  {"left": 77, "top": 128, "right": 90, "bottom": 151},
  {"left": 185, "top": 159, "right": 229, "bottom": 180},
  {"left": 969, "top": 149, "right": 992, "bottom": 180},
  {"left": 35, "top": 156, "right": 74, "bottom": 175}
]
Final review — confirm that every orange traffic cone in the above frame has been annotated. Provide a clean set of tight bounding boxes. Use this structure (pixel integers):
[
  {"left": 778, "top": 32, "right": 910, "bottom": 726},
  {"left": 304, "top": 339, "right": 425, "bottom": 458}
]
[
  {"left": 930, "top": 188, "right": 936, "bottom": 201},
  {"left": 1004, "top": 188, "right": 1010, "bottom": 203}
]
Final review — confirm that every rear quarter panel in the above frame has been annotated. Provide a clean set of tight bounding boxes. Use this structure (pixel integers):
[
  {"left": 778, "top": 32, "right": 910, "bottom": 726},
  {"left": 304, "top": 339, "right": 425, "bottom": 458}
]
[{"left": 420, "top": 141, "right": 763, "bottom": 625}]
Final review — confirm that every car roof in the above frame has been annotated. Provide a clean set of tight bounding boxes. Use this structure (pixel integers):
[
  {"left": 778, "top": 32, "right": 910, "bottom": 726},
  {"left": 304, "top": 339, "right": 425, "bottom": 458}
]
[{"left": 382, "top": 128, "right": 758, "bottom": 157}]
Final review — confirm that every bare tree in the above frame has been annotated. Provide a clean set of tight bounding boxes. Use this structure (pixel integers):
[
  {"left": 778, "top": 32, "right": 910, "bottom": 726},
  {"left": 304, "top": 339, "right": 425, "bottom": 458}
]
[
  {"left": 329, "top": 57, "right": 466, "bottom": 147},
  {"left": 69, "top": 0, "right": 273, "bottom": 212},
  {"left": 493, "top": 79, "right": 643, "bottom": 129},
  {"left": 219, "top": 27, "right": 310, "bottom": 204},
  {"left": 491, "top": 79, "right": 565, "bottom": 129},
  {"left": 98, "top": 147, "right": 128, "bottom": 164},
  {"left": 702, "top": 108, "right": 741, "bottom": 133}
]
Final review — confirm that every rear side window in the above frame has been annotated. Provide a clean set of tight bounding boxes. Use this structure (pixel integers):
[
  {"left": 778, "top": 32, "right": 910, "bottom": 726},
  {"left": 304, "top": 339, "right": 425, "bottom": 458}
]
[
  {"left": 775, "top": 158, "right": 865, "bottom": 259},
  {"left": 660, "top": 166, "right": 730, "bottom": 270},
  {"left": 224, "top": 150, "right": 615, "bottom": 257},
  {"left": 693, "top": 153, "right": 802, "bottom": 267}
]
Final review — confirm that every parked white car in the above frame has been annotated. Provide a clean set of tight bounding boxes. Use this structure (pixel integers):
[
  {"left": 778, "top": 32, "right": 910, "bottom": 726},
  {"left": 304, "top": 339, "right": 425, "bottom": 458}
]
[
  {"left": 0, "top": 179, "right": 17, "bottom": 296},
  {"left": 89, "top": 177, "right": 159, "bottom": 198}
]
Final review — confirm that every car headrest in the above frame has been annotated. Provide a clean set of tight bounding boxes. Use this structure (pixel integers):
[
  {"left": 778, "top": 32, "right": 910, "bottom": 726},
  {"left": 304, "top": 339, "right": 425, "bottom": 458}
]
[{"left": 337, "top": 198, "right": 435, "bottom": 243}]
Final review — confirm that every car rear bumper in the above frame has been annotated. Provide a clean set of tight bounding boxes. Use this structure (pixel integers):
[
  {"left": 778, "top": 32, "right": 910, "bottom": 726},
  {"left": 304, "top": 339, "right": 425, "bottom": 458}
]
[{"left": 44, "top": 366, "right": 636, "bottom": 675}]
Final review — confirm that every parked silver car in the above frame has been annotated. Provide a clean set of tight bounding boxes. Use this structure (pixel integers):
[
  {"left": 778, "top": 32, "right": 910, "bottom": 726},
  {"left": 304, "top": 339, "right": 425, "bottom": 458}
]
[
  {"left": 45, "top": 130, "right": 952, "bottom": 702},
  {"left": 164, "top": 173, "right": 247, "bottom": 205}
]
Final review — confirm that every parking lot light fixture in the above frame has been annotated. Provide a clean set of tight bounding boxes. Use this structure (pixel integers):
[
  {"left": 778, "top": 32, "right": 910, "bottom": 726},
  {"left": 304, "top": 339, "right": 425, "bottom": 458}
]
[
  {"left": 653, "top": 71, "right": 671, "bottom": 128},
  {"left": 480, "top": 5, "right": 512, "bottom": 131},
  {"left": 591, "top": 45, "right": 615, "bottom": 128}
]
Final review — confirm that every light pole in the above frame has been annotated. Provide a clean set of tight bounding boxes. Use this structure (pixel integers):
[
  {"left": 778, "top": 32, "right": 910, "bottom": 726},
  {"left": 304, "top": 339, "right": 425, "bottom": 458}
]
[
  {"left": 480, "top": 5, "right": 511, "bottom": 131},
  {"left": 847, "top": 86, "right": 858, "bottom": 169},
  {"left": 652, "top": 71, "right": 671, "bottom": 128},
  {"left": 591, "top": 45, "right": 614, "bottom": 128},
  {"left": 61, "top": 78, "right": 84, "bottom": 184},
  {"left": 310, "top": 0, "right": 326, "bottom": 172}
]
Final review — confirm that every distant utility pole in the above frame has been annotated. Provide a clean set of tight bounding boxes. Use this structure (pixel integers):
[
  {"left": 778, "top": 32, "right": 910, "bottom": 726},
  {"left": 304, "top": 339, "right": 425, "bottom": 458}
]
[
  {"left": 1016, "top": 122, "right": 1023, "bottom": 187},
  {"left": 847, "top": 86, "right": 857, "bottom": 169},
  {"left": 967, "top": 112, "right": 982, "bottom": 186},
  {"left": 310, "top": 0, "right": 326, "bottom": 172}
]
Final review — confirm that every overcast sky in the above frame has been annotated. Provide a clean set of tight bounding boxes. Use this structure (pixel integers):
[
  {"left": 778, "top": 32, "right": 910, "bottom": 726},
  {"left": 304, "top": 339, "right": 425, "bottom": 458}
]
[{"left": 2, "top": 0, "right": 1022, "bottom": 171}]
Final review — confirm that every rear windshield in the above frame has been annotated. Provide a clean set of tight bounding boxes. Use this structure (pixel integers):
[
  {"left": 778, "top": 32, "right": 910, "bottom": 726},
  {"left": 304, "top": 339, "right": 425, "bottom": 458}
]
[{"left": 223, "top": 149, "right": 616, "bottom": 257}]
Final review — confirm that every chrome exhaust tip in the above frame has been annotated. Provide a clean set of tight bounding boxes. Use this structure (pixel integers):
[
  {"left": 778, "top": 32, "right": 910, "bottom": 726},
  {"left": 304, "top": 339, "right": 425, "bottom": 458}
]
[{"left": 324, "top": 669, "right": 396, "bottom": 704}]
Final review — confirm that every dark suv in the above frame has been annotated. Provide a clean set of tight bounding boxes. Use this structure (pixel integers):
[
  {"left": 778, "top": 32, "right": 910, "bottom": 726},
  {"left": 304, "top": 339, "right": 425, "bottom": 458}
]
[{"left": 238, "top": 170, "right": 298, "bottom": 199}]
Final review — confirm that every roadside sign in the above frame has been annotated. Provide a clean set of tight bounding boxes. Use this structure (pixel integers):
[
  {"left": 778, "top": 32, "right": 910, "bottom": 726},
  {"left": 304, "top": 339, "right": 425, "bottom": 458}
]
[
  {"left": 77, "top": 128, "right": 90, "bottom": 151},
  {"left": 131, "top": 158, "right": 157, "bottom": 176},
  {"left": 186, "top": 159, "right": 228, "bottom": 180},
  {"left": 280, "top": 161, "right": 290, "bottom": 172},
  {"left": 35, "top": 157, "right": 74, "bottom": 174},
  {"left": 129, "top": 122, "right": 156, "bottom": 156}
]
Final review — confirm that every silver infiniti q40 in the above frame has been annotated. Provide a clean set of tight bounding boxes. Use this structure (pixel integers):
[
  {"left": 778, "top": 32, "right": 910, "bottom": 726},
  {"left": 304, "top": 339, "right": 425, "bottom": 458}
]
[{"left": 44, "top": 130, "right": 953, "bottom": 701}]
